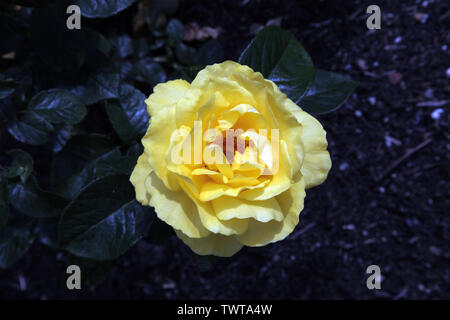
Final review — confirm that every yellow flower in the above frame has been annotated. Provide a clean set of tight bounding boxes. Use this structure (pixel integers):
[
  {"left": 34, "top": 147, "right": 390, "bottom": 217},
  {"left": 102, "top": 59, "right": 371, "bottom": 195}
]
[{"left": 130, "top": 61, "right": 331, "bottom": 257}]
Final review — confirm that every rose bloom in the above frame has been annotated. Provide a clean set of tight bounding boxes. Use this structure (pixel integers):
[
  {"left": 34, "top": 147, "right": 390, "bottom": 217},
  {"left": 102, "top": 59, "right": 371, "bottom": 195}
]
[{"left": 131, "top": 61, "right": 331, "bottom": 257}]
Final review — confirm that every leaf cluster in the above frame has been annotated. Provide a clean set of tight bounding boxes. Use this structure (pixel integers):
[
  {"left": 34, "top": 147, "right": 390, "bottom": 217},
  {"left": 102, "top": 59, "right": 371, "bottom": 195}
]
[{"left": 0, "top": 2, "right": 357, "bottom": 277}]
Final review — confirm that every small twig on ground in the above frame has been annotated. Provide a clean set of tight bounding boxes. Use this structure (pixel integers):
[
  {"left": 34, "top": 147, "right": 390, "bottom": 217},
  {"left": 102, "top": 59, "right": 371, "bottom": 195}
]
[
  {"left": 376, "top": 138, "right": 432, "bottom": 182},
  {"left": 439, "top": 10, "right": 450, "bottom": 21},
  {"left": 348, "top": 8, "right": 363, "bottom": 20},
  {"left": 385, "top": 135, "right": 402, "bottom": 146},
  {"left": 290, "top": 222, "right": 316, "bottom": 240},
  {"left": 363, "top": 71, "right": 382, "bottom": 78},
  {"left": 416, "top": 100, "right": 450, "bottom": 107}
]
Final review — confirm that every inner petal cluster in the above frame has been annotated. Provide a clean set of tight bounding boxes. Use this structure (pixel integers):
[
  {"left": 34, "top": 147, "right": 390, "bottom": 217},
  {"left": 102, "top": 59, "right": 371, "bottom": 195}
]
[{"left": 166, "top": 101, "right": 279, "bottom": 202}]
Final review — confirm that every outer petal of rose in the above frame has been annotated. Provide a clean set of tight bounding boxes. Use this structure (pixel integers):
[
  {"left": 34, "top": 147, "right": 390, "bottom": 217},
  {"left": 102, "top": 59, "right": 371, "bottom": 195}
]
[
  {"left": 175, "top": 87, "right": 205, "bottom": 128},
  {"left": 178, "top": 178, "right": 249, "bottom": 236},
  {"left": 145, "top": 79, "right": 190, "bottom": 117},
  {"left": 268, "top": 89, "right": 304, "bottom": 181},
  {"left": 235, "top": 178, "right": 306, "bottom": 247},
  {"left": 130, "top": 153, "right": 152, "bottom": 206},
  {"left": 292, "top": 109, "right": 331, "bottom": 189},
  {"left": 142, "top": 105, "right": 180, "bottom": 190},
  {"left": 144, "top": 172, "right": 210, "bottom": 239},
  {"left": 233, "top": 69, "right": 304, "bottom": 179},
  {"left": 212, "top": 196, "right": 284, "bottom": 223},
  {"left": 191, "top": 61, "right": 257, "bottom": 107},
  {"left": 175, "top": 230, "right": 243, "bottom": 257},
  {"left": 193, "top": 62, "right": 276, "bottom": 133}
]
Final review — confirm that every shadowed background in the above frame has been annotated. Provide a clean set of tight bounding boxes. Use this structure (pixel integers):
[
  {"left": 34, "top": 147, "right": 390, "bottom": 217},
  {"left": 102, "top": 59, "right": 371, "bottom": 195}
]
[{"left": 0, "top": 0, "right": 448, "bottom": 299}]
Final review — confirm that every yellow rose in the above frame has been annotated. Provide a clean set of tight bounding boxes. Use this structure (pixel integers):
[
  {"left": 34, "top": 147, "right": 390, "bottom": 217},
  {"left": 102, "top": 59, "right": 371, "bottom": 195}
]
[{"left": 130, "top": 61, "right": 331, "bottom": 257}]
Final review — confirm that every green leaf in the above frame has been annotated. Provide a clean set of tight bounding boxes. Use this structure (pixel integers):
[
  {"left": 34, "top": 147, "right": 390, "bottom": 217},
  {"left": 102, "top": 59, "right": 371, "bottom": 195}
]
[
  {"left": 0, "top": 175, "right": 9, "bottom": 228},
  {"left": 28, "top": 89, "right": 87, "bottom": 125},
  {"left": 8, "top": 177, "right": 68, "bottom": 218},
  {"left": 3, "top": 149, "right": 33, "bottom": 184},
  {"left": 126, "top": 142, "right": 143, "bottom": 166},
  {"left": 0, "top": 224, "right": 34, "bottom": 270},
  {"left": 75, "top": 0, "right": 137, "bottom": 18},
  {"left": 133, "top": 58, "right": 166, "bottom": 86},
  {"left": 150, "top": 39, "right": 165, "bottom": 52},
  {"left": 37, "top": 218, "right": 59, "bottom": 248},
  {"left": 7, "top": 89, "right": 86, "bottom": 145},
  {"left": 50, "top": 134, "right": 116, "bottom": 189},
  {"left": 84, "top": 29, "right": 113, "bottom": 56},
  {"left": 180, "top": 65, "right": 204, "bottom": 82},
  {"left": 119, "top": 60, "right": 134, "bottom": 81},
  {"left": 7, "top": 112, "right": 54, "bottom": 145},
  {"left": 0, "top": 76, "right": 17, "bottom": 100},
  {"left": 298, "top": 69, "right": 358, "bottom": 114},
  {"left": 59, "top": 175, "right": 154, "bottom": 260},
  {"left": 134, "top": 38, "right": 151, "bottom": 58},
  {"left": 105, "top": 84, "right": 149, "bottom": 142},
  {"left": 112, "top": 34, "right": 133, "bottom": 59},
  {"left": 239, "top": 26, "right": 315, "bottom": 104},
  {"left": 59, "top": 148, "right": 130, "bottom": 199},
  {"left": 175, "top": 43, "right": 196, "bottom": 65},
  {"left": 70, "top": 64, "right": 120, "bottom": 105},
  {"left": 195, "top": 40, "right": 224, "bottom": 65},
  {"left": 49, "top": 124, "right": 72, "bottom": 153},
  {"left": 166, "top": 19, "right": 184, "bottom": 42}
]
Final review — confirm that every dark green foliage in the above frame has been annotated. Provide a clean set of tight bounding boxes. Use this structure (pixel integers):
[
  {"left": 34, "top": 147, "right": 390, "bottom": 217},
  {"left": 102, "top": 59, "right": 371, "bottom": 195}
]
[
  {"left": 28, "top": 89, "right": 87, "bottom": 125},
  {"left": 0, "top": 221, "right": 35, "bottom": 270},
  {"left": 59, "top": 175, "right": 154, "bottom": 260},
  {"left": 8, "top": 89, "right": 86, "bottom": 145},
  {"left": 3, "top": 149, "right": 33, "bottom": 184},
  {"left": 240, "top": 26, "right": 357, "bottom": 114},
  {"left": 0, "top": 175, "right": 9, "bottom": 227},
  {"left": 298, "top": 70, "right": 359, "bottom": 114},
  {"left": 8, "top": 177, "right": 68, "bottom": 218},
  {"left": 132, "top": 58, "right": 166, "bottom": 87},
  {"left": 0, "top": 75, "right": 17, "bottom": 99},
  {"left": 0, "top": 1, "right": 356, "bottom": 274},
  {"left": 180, "top": 65, "right": 204, "bottom": 82},
  {"left": 75, "top": 0, "right": 137, "bottom": 18},
  {"left": 239, "top": 26, "right": 315, "bottom": 105},
  {"left": 105, "top": 84, "right": 149, "bottom": 142},
  {"left": 8, "top": 112, "right": 54, "bottom": 145},
  {"left": 166, "top": 19, "right": 185, "bottom": 42}
]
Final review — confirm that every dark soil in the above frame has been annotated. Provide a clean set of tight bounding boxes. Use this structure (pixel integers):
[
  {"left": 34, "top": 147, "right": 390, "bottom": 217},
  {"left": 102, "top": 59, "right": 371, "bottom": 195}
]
[{"left": 1, "top": 0, "right": 449, "bottom": 299}]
